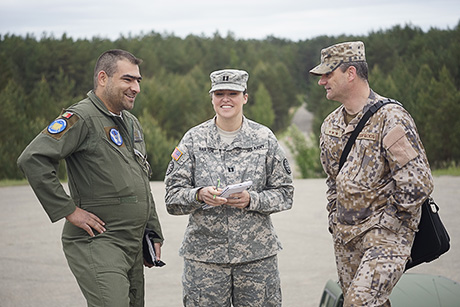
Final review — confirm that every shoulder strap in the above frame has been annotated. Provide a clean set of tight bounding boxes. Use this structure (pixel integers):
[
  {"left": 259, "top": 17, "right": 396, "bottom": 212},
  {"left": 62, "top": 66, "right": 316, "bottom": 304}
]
[{"left": 338, "top": 98, "right": 400, "bottom": 171}]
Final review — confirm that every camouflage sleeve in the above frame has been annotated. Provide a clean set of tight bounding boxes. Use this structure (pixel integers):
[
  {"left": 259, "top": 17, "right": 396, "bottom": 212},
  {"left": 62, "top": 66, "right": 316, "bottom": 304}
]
[
  {"left": 382, "top": 106, "right": 434, "bottom": 223},
  {"left": 320, "top": 121, "right": 338, "bottom": 214},
  {"left": 246, "top": 135, "right": 294, "bottom": 214},
  {"left": 320, "top": 128, "right": 338, "bottom": 233},
  {"left": 164, "top": 132, "right": 204, "bottom": 215}
]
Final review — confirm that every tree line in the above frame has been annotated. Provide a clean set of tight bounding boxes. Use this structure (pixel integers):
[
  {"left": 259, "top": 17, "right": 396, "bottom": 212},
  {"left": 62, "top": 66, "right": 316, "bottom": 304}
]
[{"left": 1, "top": 21, "right": 459, "bottom": 180}]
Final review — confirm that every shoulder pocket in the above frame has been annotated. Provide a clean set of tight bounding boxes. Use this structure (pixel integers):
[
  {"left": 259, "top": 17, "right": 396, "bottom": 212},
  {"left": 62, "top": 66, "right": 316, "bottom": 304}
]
[{"left": 383, "top": 125, "right": 418, "bottom": 167}]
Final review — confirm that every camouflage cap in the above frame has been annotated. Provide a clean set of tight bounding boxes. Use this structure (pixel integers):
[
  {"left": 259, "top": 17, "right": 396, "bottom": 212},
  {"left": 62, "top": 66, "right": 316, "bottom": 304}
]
[
  {"left": 209, "top": 69, "right": 248, "bottom": 93},
  {"left": 309, "top": 41, "right": 366, "bottom": 75}
]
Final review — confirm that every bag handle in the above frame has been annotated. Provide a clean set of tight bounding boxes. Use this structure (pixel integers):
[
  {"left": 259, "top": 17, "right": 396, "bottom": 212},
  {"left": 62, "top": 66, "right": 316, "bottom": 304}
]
[{"left": 339, "top": 98, "right": 400, "bottom": 171}]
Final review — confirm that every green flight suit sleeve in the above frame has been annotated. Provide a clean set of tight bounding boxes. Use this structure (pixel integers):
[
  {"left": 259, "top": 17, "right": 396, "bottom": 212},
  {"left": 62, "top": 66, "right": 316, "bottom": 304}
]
[
  {"left": 146, "top": 192, "right": 164, "bottom": 244},
  {"left": 17, "top": 113, "right": 87, "bottom": 222}
]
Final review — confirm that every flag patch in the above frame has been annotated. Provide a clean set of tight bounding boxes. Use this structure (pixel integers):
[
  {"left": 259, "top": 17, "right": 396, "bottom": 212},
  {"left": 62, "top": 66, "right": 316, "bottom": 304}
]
[
  {"left": 62, "top": 111, "right": 74, "bottom": 119},
  {"left": 171, "top": 147, "right": 183, "bottom": 161}
]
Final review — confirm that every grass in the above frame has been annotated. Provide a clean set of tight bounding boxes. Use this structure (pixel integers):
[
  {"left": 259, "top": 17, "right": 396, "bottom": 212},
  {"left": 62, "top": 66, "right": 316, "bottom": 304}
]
[
  {"left": 0, "top": 179, "right": 29, "bottom": 187},
  {"left": 1, "top": 166, "right": 459, "bottom": 187},
  {"left": 432, "top": 165, "right": 460, "bottom": 177}
]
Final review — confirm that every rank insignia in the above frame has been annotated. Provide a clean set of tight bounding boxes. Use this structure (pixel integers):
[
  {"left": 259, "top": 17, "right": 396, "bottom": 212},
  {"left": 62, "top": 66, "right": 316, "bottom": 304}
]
[
  {"left": 47, "top": 119, "right": 67, "bottom": 134},
  {"left": 171, "top": 147, "right": 183, "bottom": 161},
  {"left": 109, "top": 128, "right": 123, "bottom": 146},
  {"left": 325, "top": 128, "right": 342, "bottom": 138}
]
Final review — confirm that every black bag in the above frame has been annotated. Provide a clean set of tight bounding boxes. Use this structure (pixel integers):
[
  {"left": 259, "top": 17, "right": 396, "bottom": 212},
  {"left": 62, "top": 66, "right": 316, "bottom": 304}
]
[
  {"left": 405, "top": 197, "right": 450, "bottom": 270},
  {"left": 338, "top": 99, "right": 450, "bottom": 271}
]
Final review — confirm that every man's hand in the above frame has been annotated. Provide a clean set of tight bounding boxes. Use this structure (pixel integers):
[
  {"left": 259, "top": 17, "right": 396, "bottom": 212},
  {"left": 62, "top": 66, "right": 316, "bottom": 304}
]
[
  {"left": 65, "top": 207, "right": 106, "bottom": 237},
  {"left": 144, "top": 242, "right": 163, "bottom": 268}
]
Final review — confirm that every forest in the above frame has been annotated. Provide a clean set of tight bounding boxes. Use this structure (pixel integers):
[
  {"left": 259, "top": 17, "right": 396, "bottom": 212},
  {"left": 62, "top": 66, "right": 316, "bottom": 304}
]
[{"left": 1, "top": 21, "right": 459, "bottom": 180}]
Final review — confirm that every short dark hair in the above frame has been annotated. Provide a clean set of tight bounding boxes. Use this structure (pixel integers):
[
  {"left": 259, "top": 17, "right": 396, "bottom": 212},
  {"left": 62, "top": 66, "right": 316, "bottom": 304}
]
[
  {"left": 339, "top": 61, "right": 368, "bottom": 81},
  {"left": 93, "top": 49, "right": 142, "bottom": 89}
]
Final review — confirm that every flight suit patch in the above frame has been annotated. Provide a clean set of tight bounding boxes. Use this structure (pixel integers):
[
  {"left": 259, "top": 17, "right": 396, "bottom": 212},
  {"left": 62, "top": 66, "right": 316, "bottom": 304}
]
[
  {"left": 62, "top": 111, "right": 74, "bottom": 119},
  {"left": 109, "top": 128, "right": 123, "bottom": 146},
  {"left": 134, "top": 129, "right": 143, "bottom": 142},
  {"left": 48, "top": 119, "right": 67, "bottom": 134},
  {"left": 43, "top": 112, "right": 80, "bottom": 140},
  {"left": 104, "top": 126, "right": 125, "bottom": 147}
]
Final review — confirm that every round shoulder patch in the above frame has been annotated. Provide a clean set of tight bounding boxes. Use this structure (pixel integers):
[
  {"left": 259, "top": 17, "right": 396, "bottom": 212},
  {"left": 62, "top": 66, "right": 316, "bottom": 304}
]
[
  {"left": 109, "top": 128, "right": 123, "bottom": 146},
  {"left": 166, "top": 160, "right": 175, "bottom": 176},
  {"left": 47, "top": 119, "right": 67, "bottom": 134},
  {"left": 283, "top": 158, "right": 292, "bottom": 175}
]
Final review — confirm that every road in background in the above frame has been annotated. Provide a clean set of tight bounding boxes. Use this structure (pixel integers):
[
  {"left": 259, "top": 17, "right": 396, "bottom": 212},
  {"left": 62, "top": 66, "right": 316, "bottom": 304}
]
[{"left": 1, "top": 176, "right": 458, "bottom": 307}]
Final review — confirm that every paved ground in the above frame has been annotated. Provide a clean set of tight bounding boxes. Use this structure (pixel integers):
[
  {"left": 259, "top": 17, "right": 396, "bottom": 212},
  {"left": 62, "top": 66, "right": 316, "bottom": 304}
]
[{"left": 1, "top": 176, "right": 459, "bottom": 307}]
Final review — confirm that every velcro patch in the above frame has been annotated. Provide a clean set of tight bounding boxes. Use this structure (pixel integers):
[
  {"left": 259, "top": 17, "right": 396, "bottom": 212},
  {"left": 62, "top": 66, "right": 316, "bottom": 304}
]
[
  {"left": 383, "top": 125, "right": 418, "bottom": 166},
  {"left": 325, "top": 127, "right": 342, "bottom": 138},
  {"left": 104, "top": 126, "right": 125, "bottom": 147},
  {"left": 283, "top": 158, "right": 292, "bottom": 175},
  {"left": 171, "top": 147, "right": 183, "bottom": 161},
  {"left": 357, "top": 132, "right": 377, "bottom": 141},
  {"left": 62, "top": 111, "right": 74, "bottom": 119},
  {"left": 134, "top": 129, "right": 143, "bottom": 142},
  {"left": 43, "top": 112, "right": 79, "bottom": 140}
]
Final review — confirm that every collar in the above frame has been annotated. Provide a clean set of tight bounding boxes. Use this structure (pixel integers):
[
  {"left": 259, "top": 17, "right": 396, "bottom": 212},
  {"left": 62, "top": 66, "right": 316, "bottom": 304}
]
[
  {"left": 87, "top": 90, "right": 125, "bottom": 118},
  {"left": 206, "top": 116, "right": 255, "bottom": 148}
]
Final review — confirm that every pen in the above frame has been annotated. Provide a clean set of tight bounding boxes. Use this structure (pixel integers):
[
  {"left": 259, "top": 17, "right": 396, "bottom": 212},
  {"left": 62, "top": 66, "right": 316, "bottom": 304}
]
[{"left": 213, "top": 178, "right": 221, "bottom": 199}]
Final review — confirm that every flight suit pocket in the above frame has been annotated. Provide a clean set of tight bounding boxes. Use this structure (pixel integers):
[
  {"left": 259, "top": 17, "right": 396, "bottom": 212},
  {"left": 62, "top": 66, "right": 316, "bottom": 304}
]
[{"left": 78, "top": 196, "right": 138, "bottom": 206}]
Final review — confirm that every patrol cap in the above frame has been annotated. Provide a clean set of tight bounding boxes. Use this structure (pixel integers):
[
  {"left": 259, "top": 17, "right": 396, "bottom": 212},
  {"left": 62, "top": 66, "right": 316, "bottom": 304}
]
[
  {"left": 309, "top": 41, "right": 366, "bottom": 75},
  {"left": 209, "top": 69, "right": 248, "bottom": 93}
]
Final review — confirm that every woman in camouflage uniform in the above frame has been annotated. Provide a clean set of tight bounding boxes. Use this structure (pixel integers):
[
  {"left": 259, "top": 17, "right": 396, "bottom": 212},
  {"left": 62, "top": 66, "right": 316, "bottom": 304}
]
[{"left": 164, "top": 69, "right": 294, "bottom": 306}]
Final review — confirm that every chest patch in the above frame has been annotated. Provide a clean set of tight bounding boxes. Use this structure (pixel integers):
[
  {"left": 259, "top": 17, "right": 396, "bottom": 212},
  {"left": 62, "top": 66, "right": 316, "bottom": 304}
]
[
  {"left": 357, "top": 132, "right": 377, "bottom": 141},
  {"left": 108, "top": 128, "right": 123, "bottom": 146},
  {"left": 325, "top": 127, "right": 342, "bottom": 138},
  {"left": 134, "top": 129, "right": 143, "bottom": 142}
]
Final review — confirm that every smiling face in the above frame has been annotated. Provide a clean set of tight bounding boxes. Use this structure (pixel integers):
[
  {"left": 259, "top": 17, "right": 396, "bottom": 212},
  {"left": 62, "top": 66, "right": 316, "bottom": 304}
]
[
  {"left": 211, "top": 90, "right": 248, "bottom": 124},
  {"left": 97, "top": 59, "right": 142, "bottom": 114}
]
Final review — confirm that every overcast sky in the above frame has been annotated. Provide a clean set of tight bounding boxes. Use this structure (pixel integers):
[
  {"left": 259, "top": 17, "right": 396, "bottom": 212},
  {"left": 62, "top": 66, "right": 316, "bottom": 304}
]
[{"left": 1, "top": 0, "right": 459, "bottom": 41}]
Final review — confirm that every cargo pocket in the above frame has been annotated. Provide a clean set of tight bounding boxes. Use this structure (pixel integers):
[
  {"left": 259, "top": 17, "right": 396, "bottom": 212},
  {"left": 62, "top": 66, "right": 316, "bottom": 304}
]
[{"left": 183, "top": 288, "right": 201, "bottom": 307}]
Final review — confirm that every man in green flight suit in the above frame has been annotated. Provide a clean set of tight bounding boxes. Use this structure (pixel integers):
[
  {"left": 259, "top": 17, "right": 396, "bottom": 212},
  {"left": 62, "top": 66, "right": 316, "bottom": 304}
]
[{"left": 17, "top": 49, "right": 164, "bottom": 307}]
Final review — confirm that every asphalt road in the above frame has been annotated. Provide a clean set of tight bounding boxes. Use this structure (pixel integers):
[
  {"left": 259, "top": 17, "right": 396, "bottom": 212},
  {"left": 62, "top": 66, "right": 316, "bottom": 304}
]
[{"left": 1, "top": 176, "right": 459, "bottom": 307}]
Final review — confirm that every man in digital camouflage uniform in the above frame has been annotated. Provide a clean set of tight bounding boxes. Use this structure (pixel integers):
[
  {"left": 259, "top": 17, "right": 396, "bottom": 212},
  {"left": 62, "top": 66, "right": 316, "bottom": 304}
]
[
  {"left": 17, "top": 49, "right": 164, "bottom": 307},
  {"left": 310, "top": 41, "right": 433, "bottom": 306},
  {"left": 164, "top": 69, "right": 294, "bottom": 306}
]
